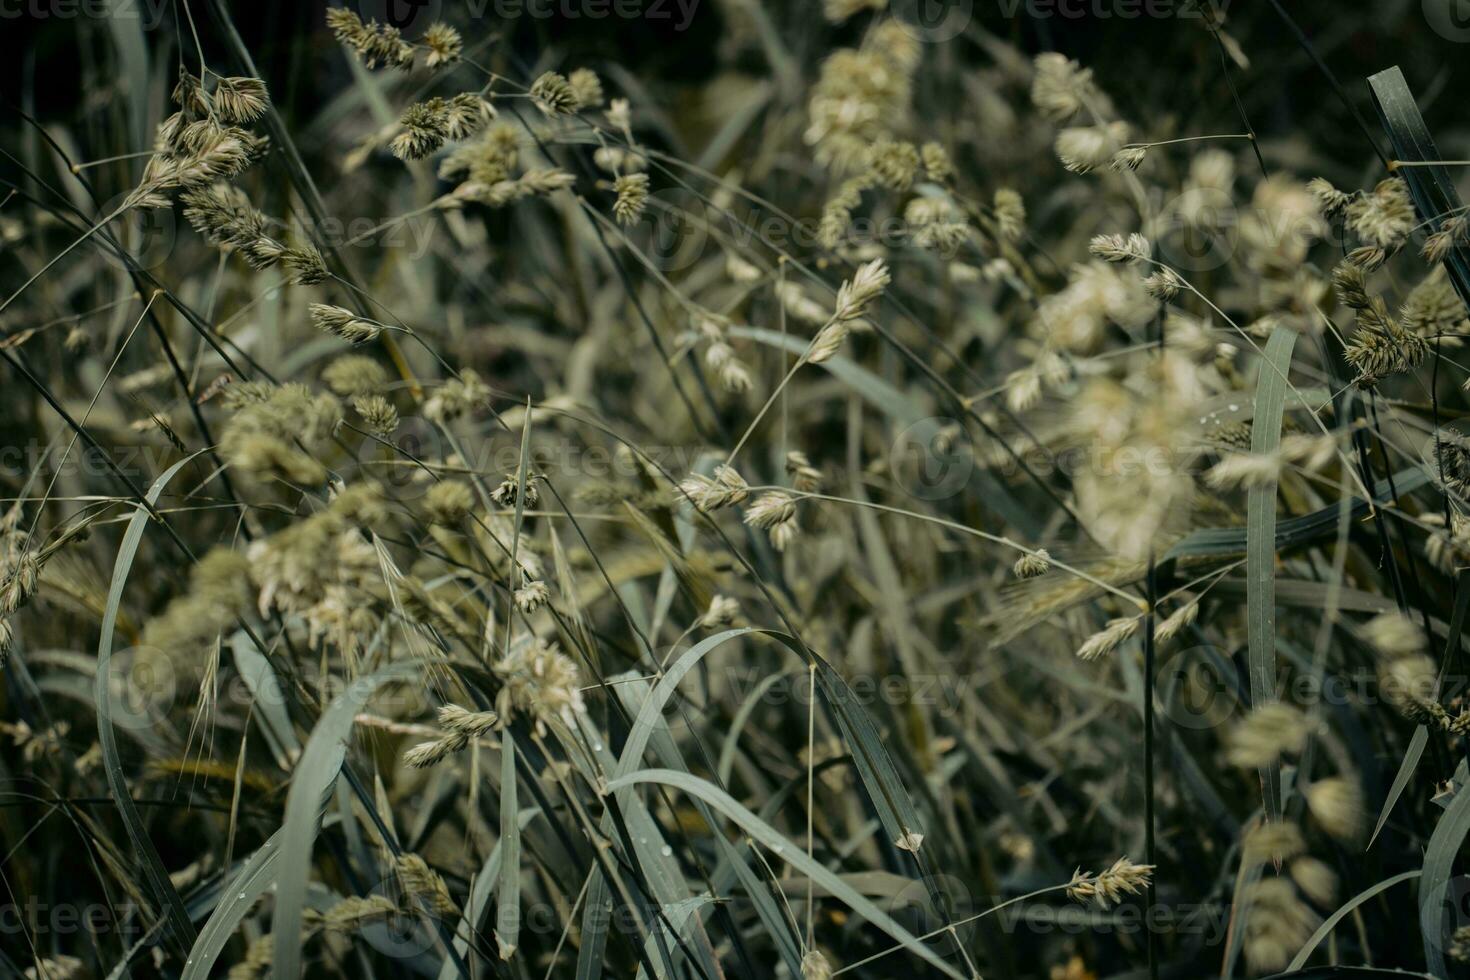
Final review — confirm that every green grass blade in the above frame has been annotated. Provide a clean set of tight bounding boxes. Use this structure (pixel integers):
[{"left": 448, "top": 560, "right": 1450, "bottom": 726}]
[{"left": 1248, "top": 328, "right": 1298, "bottom": 823}]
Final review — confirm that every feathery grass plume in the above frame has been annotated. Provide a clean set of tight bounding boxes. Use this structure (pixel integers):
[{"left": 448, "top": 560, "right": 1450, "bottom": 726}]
[
  {"left": 832, "top": 258, "right": 890, "bottom": 323},
  {"left": 1331, "top": 261, "right": 1372, "bottom": 310},
  {"left": 494, "top": 637, "right": 586, "bottom": 732},
  {"left": 800, "top": 949, "right": 835, "bottom": 980},
  {"left": 1344, "top": 297, "right": 1428, "bottom": 386},
  {"left": 1243, "top": 877, "right": 1322, "bottom": 975},
  {"left": 1075, "top": 616, "right": 1141, "bottom": 661},
  {"left": 1435, "top": 431, "right": 1470, "bottom": 497},
  {"left": 568, "top": 67, "right": 605, "bottom": 108},
  {"left": 785, "top": 451, "right": 823, "bottom": 492},
  {"left": 423, "top": 22, "right": 463, "bottom": 68},
  {"left": 138, "top": 545, "right": 252, "bottom": 675},
  {"left": 866, "top": 139, "right": 920, "bottom": 191},
  {"left": 1401, "top": 266, "right": 1469, "bottom": 336},
  {"left": 392, "top": 99, "right": 451, "bottom": 160},
  {"left": 530, "top": 71, "right": 578, "bottom": 116},
  {"left": 424, "top": 369, "right": 491, "bottom": 423},
  {"left": 491, "top": 474, "right": 539, "bottom": 508},
  {"left": 1205, "top": 451, "right": 1283, "bottom": 490},
  {"left": 702, "top": 594, "right": 740, "bottom": 627},
  {"left": 1055, "top": 122, "right": 1130, "bottom": 174},
  {"left": 1381, "top": 654, "right": 1439, "bottom": 724},
  {"left": 1346, "top": 176, "right": 1415, "bottom": 250},
  {"left": 405, "top": 732, "right": 470, "bottom": 768},
  {"left": 805, "top": 24, "right": 917, "bottom": 172},
  {"left": 221, "top": 382, "right": 341, "bottom": 485},
  {"left": 1154, "top": 600, "right": 1198, "bottom": 642},
  {"left": 992, "top": 188, "right": 1027, "bottom": 241},
  {"left": 1307, "top": 177, "right": 1350, "bottom": 216},
  {"left": 1363, "top": 610, "right": 1424, "bottom": 658},
  {"left": 310, "top": 304, "right": 382, "bottom": 346},
  {"left": 1227, "top": 703, "right": 1312, "bottom": 768},
  {"left": 1111, "top": 145, "right": 1148, "bottom": 171},
  {"left": 921, "top": 141, "right": 953, "bottom": 181},
  {"left": 282, "top": 244, "right": 330, "bottom": 285},
  {"left": 322, "top": 895, "right": 397, "bottom": 934},
  {"left": 395, "top": 853, "right": 457, "bottom": 916},
  {"left": 353, "top": 394, "right": 399, "bottom": 436},
  {"left": 1289, "top": 857, "right": 1338, "bottom": 907},
  {"left": 1142, "top": 267, "right": 1183, "bottom": 301},
  {"left": 180, "top": 183, "right": 282, "bottom": 266},
  {"left": 1304, "top": 777, "right": 1364, "bottom": 843},
  {"left": 1088, "top": 232, "right": 1151, "bottom": 264},
  {"left": 323, "top": 354, "right": 389, "bottom": 397},
  {"left": 439, "top": 703, "right": 500, "bottom": 735},
  {"left": 1066, "top": 857, "right": 1154, "bottom": 908},
  {"left": 424, "top": 481, "right": 475, "bottom": 524},
  {"left": 515, "top": 580, "right": 550, "bottom": 613},
  {"left": 1013, "top": 549, "right": 1051, "bottom": 579},
  {"left": 1030, "top": 52, "right": 1103, "bottom": 122},
  {"left": 744, "top": 492, "right": 799, "bottom": 551},
  {"left": 1242, "top": 820, "right": 1306, "bottom": 867},
  {"left": 213, "top": 76, "right": 270, "bottom": 123},
  {"left": 612, "top": 173, "right": 649, "bottom": 225},
  {"left": 678, "top": 466, "right": 749, "bottom": 510},
  {"left": 443, "top": 93, "right": 490, "bottom": 140},
  {"left": 326, "top": 7, "right": 415, "bottom": 69}
]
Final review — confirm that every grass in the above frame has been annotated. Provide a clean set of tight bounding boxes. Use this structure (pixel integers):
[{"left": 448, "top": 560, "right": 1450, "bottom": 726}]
[{"left": 3, "top": 3, "right": 1470, "bottom": 979}]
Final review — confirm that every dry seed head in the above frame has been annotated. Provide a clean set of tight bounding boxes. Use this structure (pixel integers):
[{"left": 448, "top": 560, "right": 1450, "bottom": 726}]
[
  {"left": 702, "top": 594, "right": 740, "bottom": 627},
  {"left": 323, "top": 354, "right": 388, "bottom": 396},
  {"left": 1307, "top": 177, "right": 1350, "bottom": 216},
  {"left": 607, "top": 97, "right": 632, "bottom": 132},
  {"left": 438, "top": 703, "right": 500, "bottom": 736},
  {"left": 612, "top": 173, "right": 650, "bottom": 225},
  {"left": 310, "top": 304, "right": 381, "bottom": 346},
  {"left": 786, "top": 451, "right": 823, "bottom": 492},
  {"left": 833, "top": 259, "right": 890, "bottom": 322},
  {"left": 1030, "top": 52, "right": 1099, "bottom": 122},
  {"left": 1110, "top": 145, "right": 1148, "bottom": 171},
  {"left": 921, "top": 141, "right": 953, "bottom": 181},
  {"left": 677, "top": 465, "right": 749, "bottom": 510},
  {"left": 1088, "top": 232, "right": 1152, "bottom": 264},
  {"left": 1013, "top": 549, "right": 1051, "bottom": 579},
  {"left": 993, "top": 188, "right": 1026, "bottom": 241},
  {"left": 1055, "top": 122, "right": 1130, "bottom": 175},
  {"left": 323, "top": 894, "right": 397, "bottom": 934},
  {"left": 866, "top": 139, "right": 921, "bottom": 190},
  {"left": 423, "top": 22, "right": 463, "bottom": 68},
  {"left": 353, "top": 394, "right": 399, "bottom": 436},
  {"left": 1153, "top": 600, "right": 1198, "bottom": 642},
  {"left": 1304, "top": 776, "right": 1363, "bottom": 842},
  {"left": 1142, "top": 267, "right": 1183, "bottom": 301},
  {"left": 744, "top": 492, "right": 799, "bottom": 551},
  {"left": 494, "top": 638, "right": 587, "bottom": 731},
  {"left": 1242, "top": 820, "right": 1305, "bottom": 867},
  {"left": 491, "top": 475, "right": 539, "bottom": 509},
  {"left": 568, "top": 68, "right": 604, "bottom": 108},
  {"left": 1290, "top": 857, "right": 1338, "bottom": 907},
  {"left": 530, "top": 72, "right": 578, "bottom": 116},
  {"left": 1227, "top": 703, "right": 1311, "bottom": 768},
  {"left": 1066, "top": 857, "right": 1154, "bottom": 908},
  {"left": 424, "top": 481, "right": 475, "bottom": 524},
  {"left": 515, "top": 580, "right": 551, "bottom": 613},
  {"left": 1204, "top": 451, "right": 1283, "bottom": 491},
  {"left": 806, "top": 321, "right": 850, "bottom": 365},
  {"left": 1243, "top": 877, "right": 1321, "bottom": 975},
  {"left": 395, "top": 853, "right": 457, "bottom": 915},
  {"left": 800, "top": 949, "right": 834, "bottom": 980},
  {"left": 719, "top": 359, "right": 754, "bottom": 394},
  {"left": 1346, "top": 177, "right": 1415, "bottom": 249},
  {"left": 1363, "top": 610, "right": 1424, "bottom": 658},
  {"left": 404, "top": 732, "right": 469, "bottom": 768},
  {"left": 1331, "top": 261, "right": 1372, "bottom": 310},
  {"left": 282, "top": 245, "right": 329, "bottom": 285},
  {"left": 1075, "top": 616, "right": 1141, "bottom": 661}
]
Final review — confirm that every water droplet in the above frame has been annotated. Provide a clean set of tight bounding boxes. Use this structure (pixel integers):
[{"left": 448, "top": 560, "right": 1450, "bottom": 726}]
[{"left": 660, "top": 845, "right": 672, "bottom": 857}]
